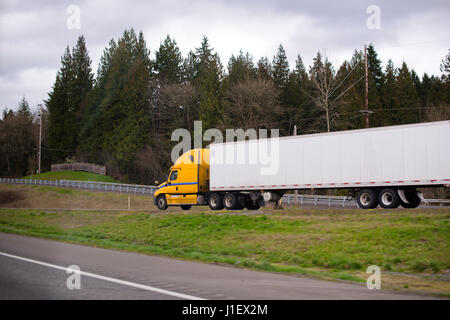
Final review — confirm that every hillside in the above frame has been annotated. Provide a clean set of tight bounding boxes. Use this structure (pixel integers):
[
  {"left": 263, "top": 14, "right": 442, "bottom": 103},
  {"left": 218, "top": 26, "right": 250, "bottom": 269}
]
[{"left": 23, "top": 170, "right": 118, "bottom": 183}]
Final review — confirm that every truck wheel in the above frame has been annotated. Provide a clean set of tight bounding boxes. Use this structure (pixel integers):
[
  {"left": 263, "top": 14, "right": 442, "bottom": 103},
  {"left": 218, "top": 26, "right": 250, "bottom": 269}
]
[
  {"left": 156, "top": 194, "right": 168, "bottom": 210},
  {"left": 223, "top": 193, "right": 239, "bottom": 210},
  {"left": 356, "top": 189, "right": 379, "bottom": 209},
  {"left": 400, "top": 190, "right": 421, "bottom": 208},
  {"left": 181, "top": 205, "right": 192, "bottom": 211},
  {"left": 208, "top": 193, "right": 224, "bottom": 210},
  {"left": 378, "top": 188, "right": 400, "bottom": 209}
]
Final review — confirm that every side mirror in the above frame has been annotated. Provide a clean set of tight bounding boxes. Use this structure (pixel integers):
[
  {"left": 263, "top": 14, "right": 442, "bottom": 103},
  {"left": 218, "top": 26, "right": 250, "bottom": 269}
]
[{"left": 154, "top": 181, "right": 159, "bottom": 185}]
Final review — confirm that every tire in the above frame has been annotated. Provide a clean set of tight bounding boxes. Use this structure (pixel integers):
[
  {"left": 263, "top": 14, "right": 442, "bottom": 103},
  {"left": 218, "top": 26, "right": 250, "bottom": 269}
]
[
  {"left": 400, "top": 190, "right": 421, "bottom": 208},
  {"left": 223, "top": 192, "right": 239, "bottom": 210},
  {"left": 156, "top": 194, "right": 168, "bottom": 210},
  {"left": 378, "top": 188, "right": 400, "bottom": 209},
  {"left": 208, "top": 193, "right": 224, "bottom": 210},
  {"left": 181, "top": 205, "right": 192, "bottom": 211},
  {"left": 356, "top": 189, "right": 379, "bottom": 209}
]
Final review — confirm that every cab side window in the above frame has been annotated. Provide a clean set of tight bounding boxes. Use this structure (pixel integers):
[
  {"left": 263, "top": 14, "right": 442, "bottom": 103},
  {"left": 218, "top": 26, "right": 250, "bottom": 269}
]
[{"left": 169, "top": 170, "right": 178, "bottom": 181}]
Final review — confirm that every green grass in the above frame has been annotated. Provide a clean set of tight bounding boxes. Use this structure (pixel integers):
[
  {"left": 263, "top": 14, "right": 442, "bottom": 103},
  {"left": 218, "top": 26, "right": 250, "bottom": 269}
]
[
  {"left": 0, "top": 208, "right": 449, "bottom": 291},
  {"left": 23, "top": 170, "right": 118, "bottom": 183}
]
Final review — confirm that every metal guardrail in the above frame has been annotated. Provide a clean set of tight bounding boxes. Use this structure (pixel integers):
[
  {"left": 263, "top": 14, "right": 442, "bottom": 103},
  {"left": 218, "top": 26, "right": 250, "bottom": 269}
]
[
  {"left": 282, "top": 194, "right": 358, "bottom": 208},
  {"left": 281, "top": 194, "right": 450, "bottom": 208},
  {"left": 0, "top": 178, "right": 157, "bottom": 196}
]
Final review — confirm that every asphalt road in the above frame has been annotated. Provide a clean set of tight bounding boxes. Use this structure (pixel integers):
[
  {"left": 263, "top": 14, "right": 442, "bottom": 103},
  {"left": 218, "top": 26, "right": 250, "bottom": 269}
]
[{"left": 0, "top": 232, "right": 437, "bottom": 300}]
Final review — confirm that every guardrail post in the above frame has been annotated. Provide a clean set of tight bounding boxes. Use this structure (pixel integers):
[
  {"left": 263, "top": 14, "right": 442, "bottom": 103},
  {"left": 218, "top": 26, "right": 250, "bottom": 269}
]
[{"left": 314, "top": 196, "right": 318, "bottom": 206}]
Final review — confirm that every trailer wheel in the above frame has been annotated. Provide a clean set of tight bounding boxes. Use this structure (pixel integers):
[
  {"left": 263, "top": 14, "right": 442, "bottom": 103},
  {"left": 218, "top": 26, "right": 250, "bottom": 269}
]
[
  {"left": 223, "top": 193, "right": 239, "bottom": 210},
  {"left": 181, "top": 205, "right": 192, "bottom": 211},
  {"left": 208, "top": 193, "right": 224, "bottom": 210},
  {"left": 156, "top": 194, "right": 168, "bottom": 210},
  {"left": 400, "top": 190, "right": 421, "bottom": 208},
  {"left": 356, "top": 189, "right": 379, "bottom": 209},
  {"left": 378, "top": 188, "right": 400, "bottom": 209}
]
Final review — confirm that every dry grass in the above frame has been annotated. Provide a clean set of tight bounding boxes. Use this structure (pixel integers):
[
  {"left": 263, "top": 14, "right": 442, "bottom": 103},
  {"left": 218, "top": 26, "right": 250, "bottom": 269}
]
[{"left": 0, "top": 184, "right": 153, "bottom": 210}]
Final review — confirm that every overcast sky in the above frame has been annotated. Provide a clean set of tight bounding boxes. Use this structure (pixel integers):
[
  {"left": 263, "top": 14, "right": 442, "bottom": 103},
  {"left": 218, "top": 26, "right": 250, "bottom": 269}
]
[{"left": 1, "top": 0, "right": 449, "bottom": 112}]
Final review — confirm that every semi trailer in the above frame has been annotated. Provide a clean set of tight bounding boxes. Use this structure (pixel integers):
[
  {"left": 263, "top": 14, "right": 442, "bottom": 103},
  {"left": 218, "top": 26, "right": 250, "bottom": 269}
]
[{"left": 153, "top": 120, "right": 450, "bottom": 210}]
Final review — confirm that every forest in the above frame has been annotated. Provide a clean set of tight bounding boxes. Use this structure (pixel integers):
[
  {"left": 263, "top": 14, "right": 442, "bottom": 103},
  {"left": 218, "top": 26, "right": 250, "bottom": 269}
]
[{"left": 1, "top": 29, "right": 449, "bottom": 184}]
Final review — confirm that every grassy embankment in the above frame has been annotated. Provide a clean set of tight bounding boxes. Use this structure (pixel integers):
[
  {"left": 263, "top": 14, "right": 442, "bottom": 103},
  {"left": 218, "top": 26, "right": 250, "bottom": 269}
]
[
  {"left": 0, "top": 184, "right": 449, "bottom": 296},
  {"left": 23, "top": 170, "right": 118, "bottom": 183}
]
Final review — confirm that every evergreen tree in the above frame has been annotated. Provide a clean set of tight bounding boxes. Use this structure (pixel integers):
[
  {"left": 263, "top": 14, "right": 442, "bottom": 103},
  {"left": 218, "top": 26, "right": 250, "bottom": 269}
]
[
  {"left": 17, "top": 96, "right": 32, "bottom": 120},
  {"left": 154, "top": 35, "right": 183, "bottom": 83},
  {"left": 192, "top": 36, "right": 223, "bottom": 130},
  {"left": 272, "top": 44, "right": 289, "bottom": 89},
  {"left": 256, "top": 56, "right": 272, "bottom": 80},
  {"left": 46, "top": 36, "right": 93, "bottom": 162},
  {"left": 395, "top": 62, "right": 420, "bottom": 124},
  {"left": 272, "top": 44, "right": 290, "bottom": 133},
  {"left": 226, "top": 50, "right": 256, "bottom": 86},
  {"left": 71, "top": 35, "right": 94, "bottom": 147},
  {"left": 46, "top": 46, "right": 74, "bottom": 161},
  {"left": 80, "top": 29, "right": 151, "bottom": 180},
  {"left": 440, "top": 47, "right": 450, "bottom": 76},
  {"left": 285, "top": 54, "right": 310, "bottom": 134},
  {"left": 381, "top": 59, "right": 398, "bottom": 125}
]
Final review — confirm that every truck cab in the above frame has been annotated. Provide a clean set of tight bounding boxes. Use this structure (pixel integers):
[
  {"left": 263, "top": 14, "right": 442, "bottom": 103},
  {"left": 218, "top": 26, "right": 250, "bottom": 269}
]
[{"left": 154, "top": 149, "right": 210, "bottom": 210}]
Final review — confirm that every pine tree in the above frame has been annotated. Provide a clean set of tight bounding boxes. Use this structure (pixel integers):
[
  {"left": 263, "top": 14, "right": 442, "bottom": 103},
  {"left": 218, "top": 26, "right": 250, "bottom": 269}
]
[
  {"left": 79, "top": 29, "right": 152, "bottom": 180},
  {"left": 291, "top": 55, "right": 312, "bottom": 133},
  {"left": 192, "top": 36, "right": 223, "bottom": 130},
  {"left": 17, "top": 96, "right": 32, "bottom": 121},
  {"left": 46, "top": 36, "right": 93, "bottom": 162},
  {"left": 381, "top": 59, "right": 398, "bottom": 126},
  {"left": 71, "top": 35, "right": 93, "bottom": 148},
  {"left": 226, "top": 50, "right": 256, "bottom": 86},
  {"left": 256, "top": 56, "right": 272, "bottom": 80},
  {"left": 272, "top": 45, "right": 290, "bottom": 133},
  {"left": 440, "top": 47, "right": 450, "bottom": 76},
  {"left": 366, "top": 44, "right": 383, "bottom": 127},
  {"left": 272, "top": 44, "right": 289, "bottom": 90},
  {"left": 46, "top": 46, "right": 74, "bottom": 161},
  {"left": 395, "top": 62, "right": 420, "bottom": 124},
  {"left": 154, "top": 35, "right": 183, "bottom": 83}
]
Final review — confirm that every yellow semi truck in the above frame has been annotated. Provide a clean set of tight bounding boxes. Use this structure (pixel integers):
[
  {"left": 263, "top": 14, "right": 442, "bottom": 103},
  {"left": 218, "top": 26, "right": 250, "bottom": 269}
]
[
  {"left": 154, "top": 148, "right": 262, "bottom": 211},
  {"left": 154, "top": 121, "right": 450, "bottom": 211}
]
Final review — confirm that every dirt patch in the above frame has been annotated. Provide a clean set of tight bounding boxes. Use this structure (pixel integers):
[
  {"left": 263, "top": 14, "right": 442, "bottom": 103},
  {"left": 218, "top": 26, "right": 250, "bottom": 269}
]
[{"left": 0, "top": 191, "right": 25, "bottom": 205}]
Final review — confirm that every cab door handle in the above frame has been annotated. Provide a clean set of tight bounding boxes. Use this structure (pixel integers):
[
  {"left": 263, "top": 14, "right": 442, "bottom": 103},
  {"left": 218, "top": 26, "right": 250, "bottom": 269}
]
[{"left": 176, "top": 187, "right": 178, "bottom": 191}]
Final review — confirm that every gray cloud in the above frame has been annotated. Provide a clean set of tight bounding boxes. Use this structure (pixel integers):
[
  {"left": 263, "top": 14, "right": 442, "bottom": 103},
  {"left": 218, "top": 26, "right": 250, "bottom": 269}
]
[{"left": 1, "top": 0, "right": 449, "bottom": 111}]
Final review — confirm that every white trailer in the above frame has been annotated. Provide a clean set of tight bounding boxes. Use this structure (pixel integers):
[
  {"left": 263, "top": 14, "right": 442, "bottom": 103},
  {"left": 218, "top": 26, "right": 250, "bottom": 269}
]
[{"left": 209, "top": 121, "right": 450, "bottom": 209}]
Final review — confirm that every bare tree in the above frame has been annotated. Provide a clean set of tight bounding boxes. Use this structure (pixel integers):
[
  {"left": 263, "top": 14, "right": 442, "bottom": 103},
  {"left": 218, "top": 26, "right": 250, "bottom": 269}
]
[
  {"left": 307, "top": 52, "right": 362, "bottom": 132},
  {"left": 307, "top": 52, "right": 338, "bottom": 132},
  {"left": 425, "top": 104, "right": 450, "bottom": 122},
  {"left": 222, "top": 79, "right": 282, "bottom": 130}
]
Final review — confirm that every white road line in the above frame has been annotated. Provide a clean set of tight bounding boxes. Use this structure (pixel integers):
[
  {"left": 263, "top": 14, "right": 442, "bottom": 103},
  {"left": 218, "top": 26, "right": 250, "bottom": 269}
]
[{"left": 0, "top": 251, "right": 205, "bottom": 300}]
